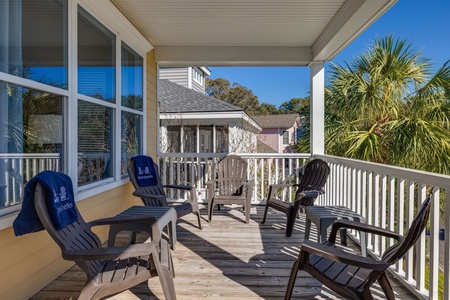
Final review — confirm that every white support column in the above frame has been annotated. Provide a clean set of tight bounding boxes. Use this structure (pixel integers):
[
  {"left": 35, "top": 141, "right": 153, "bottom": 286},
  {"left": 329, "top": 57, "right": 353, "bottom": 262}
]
[{"left": 309, "top": 62, "right": 325, "bottom": 155}]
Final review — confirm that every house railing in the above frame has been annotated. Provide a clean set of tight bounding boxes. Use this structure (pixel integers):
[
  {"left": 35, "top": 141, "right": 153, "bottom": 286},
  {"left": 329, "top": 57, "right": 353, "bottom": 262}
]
[
  {"left": 157, "top": 153, "right": 311, "bottom": 202},
  {"left": 0, "top": 153, "right": 60, "bottom": 211},
  {"left": 158, "top": 152, "right": 450, "bottom": 299},
  {"left": 315, "top": 154, "right": 450, "bottom": 300}
]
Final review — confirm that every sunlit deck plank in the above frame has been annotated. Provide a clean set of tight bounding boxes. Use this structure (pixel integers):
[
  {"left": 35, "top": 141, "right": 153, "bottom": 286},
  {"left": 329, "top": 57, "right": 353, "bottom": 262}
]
[{"left": 31, "top": 205, "right": 417, "bottom": 300}]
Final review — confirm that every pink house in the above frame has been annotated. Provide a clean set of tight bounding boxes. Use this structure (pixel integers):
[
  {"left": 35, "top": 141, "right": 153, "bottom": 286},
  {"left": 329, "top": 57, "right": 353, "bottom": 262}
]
[{"left": 252, "top": 114, "right": 301, "bottom": 153}]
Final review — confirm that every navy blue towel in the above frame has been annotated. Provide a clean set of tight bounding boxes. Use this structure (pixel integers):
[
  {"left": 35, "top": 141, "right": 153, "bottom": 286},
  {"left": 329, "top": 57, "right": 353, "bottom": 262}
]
[
  {"left": 131, "top": 155, "right": 158, "bottom": 186},
  {"left": 13, "top": 171, "right": 78, "bottom": 236}
]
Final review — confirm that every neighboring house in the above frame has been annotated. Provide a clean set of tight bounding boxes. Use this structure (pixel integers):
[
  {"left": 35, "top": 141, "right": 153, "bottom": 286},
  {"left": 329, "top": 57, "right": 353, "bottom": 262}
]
[
  {"left": 159, "top": 79, "right": 261, "bottom": 153},
  {"left": 252, "top": 114, "right": 302, "bottom": 153},
  {"left": 159, "top": 66, "right": 211, "bottom": 94}
]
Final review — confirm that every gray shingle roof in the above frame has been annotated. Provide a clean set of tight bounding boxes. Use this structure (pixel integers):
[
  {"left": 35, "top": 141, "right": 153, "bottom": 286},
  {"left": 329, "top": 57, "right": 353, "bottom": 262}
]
[
  {"left": 252, "top": 114, "right": 300, "bottom": 128},
  {"left": 159, "top": 79, "right": 243, "bottom": 113}
]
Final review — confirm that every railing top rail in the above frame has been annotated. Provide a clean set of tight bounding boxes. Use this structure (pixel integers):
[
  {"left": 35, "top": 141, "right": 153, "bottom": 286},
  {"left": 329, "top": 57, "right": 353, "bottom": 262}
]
[
  {"left": 0, "top": 153, "right": 60, "bottom": 159},
  {"left": 158, "top": 152, "right": 311, "bottom": 159},
  {"left": 317, "top": 154, "right": 450, "bottom": 190}
]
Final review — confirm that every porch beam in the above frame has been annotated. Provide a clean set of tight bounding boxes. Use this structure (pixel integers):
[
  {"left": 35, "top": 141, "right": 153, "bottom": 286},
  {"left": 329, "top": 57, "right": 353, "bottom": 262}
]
[
  {"left": 155, "top": 46, "right": 311, "bottom": 66},
  {"left": 312, "top": 0, "right": 397, "bottom": 61},
  {"left": 310, "top": 62, "right": 325, "bottom": 155}
]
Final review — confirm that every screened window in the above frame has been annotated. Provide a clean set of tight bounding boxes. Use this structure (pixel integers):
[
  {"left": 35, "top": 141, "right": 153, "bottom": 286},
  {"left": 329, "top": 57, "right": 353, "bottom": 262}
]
[
  {"left": 165, "top": 126, "right": 180, "bottom": 153},
  {"left": 200, "top": 126, "right": 213, "bottom": 153},
  {"left": 216, "top": 126, "right": 228, "bottom": 153},
  {"left": 183, "top": 126, "right": 197, "bottom": 153}
]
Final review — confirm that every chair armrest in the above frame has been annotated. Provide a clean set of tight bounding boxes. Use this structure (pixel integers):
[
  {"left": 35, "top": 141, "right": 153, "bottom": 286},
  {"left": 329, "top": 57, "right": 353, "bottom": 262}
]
[
  {"left": 300, "top": 191, "right": 322, "bottom": 198},
  {"left": 89, "top": 214, "right": 156, "bottom": 227},
  {"left": 132, "top": 191, "right": 166, "bottom": 201},
  {"left": 301, "top": 239, "right": 390, "bottom": 271},
  {"left": 164, "top": 184, "right": 193, "bottom": 191},
  {"left": 267, "top": 183, "right": 296, "bottom": 200},
  {"left": 206, "top": 179, "right": 217, "bottom": 186},
  {"left": 328, "top": 219, "right": 402, "bottom": 243},
  {"left": 62, "top": 242, "right": 158, "bottom": 261}
]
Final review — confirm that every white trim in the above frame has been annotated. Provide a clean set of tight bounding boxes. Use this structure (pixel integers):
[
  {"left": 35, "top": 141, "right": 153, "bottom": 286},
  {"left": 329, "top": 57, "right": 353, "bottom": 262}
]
[
  {"left": 81, "top": 0, "right": 153, "bottom": 54},
  {"left": 160, "top": 111, "right": 261, "bottom": 131},
  {"left": 0, "top": 73, "right": 69, "bottom": 97},
  {"left": 310, "top": 62, "right": 325, "bottom": 155}
]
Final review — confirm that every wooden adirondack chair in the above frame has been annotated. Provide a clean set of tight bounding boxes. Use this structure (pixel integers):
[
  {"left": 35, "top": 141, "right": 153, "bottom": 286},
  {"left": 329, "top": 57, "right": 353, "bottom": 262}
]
[
  {"left": 261, "top": 158, "right": 330, "bottom": 237},
  {"left": 34, "top": 182, "right": 177, "bottom": 300},
  {"left": 285, "top": 187, "right": 437, "bottom": 300},
  {"left": 206, "top": 155, "right": 254, "bottom": 224},
  {"left": 128, "top": 157, "right": 202, "bottom": 229}
]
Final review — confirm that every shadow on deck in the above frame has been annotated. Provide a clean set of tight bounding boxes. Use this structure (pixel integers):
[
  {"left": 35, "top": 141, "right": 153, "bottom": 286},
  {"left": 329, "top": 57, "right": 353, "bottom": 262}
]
[{"left": 31, "top": 205, "right": 417, "bottom": 299}]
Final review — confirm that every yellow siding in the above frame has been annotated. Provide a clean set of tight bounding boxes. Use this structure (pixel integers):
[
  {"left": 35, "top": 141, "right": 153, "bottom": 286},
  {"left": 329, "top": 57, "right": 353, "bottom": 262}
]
[
  {"left": 0, "top": 51, "right": 158, "bottom": 300},
  {"left": 147, "top": 50, "right": 158, "bottom": 156}
]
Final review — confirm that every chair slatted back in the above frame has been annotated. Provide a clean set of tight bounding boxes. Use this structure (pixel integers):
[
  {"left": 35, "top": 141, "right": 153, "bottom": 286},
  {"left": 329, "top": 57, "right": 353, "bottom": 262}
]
[
  {"left": 216, "top": 155, "right": 247, "bottom": 196},
  {"left": 128, "top": 161, "right": 168, "bottom": 207},
  {"left": 34, "top": 183, "right": 104, "bottom": 279},
  {"left": 295, "top": 159, "right": 330, "bottom": 206},
  {"left": 381, "top": 187, "right": 436, "bottom": 263}
]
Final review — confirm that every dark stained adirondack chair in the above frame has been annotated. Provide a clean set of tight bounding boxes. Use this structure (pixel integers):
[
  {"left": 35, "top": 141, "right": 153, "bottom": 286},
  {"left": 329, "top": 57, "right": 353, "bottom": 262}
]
[
  {"left": 285, "top": 187, "right": 437, "bottom": 300},
  {"left": 206, "top": 155, "right": 254, "bottom": 224},
  {"left": 128, "top": 157, "right": 202, "bottom": 229},
  {"left": 261, "top": 158, "right": 330, "bottom": 236},
  {"left": 33, "top": 182, "right": 177, "bottom": 300}
]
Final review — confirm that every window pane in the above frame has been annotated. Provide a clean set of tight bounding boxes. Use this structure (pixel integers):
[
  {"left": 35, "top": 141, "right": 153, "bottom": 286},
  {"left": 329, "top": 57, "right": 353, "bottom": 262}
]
[
  {"left": 121, "top": 42, "right": 143, "bottom": 110},
  {"left": 283, "top": 131, "right": 289, "bottom": 145},
  {"left": 78, "top": 6, "right": 115, "bottom": 101},
  {"left": 78, "top": 100, "right": 112, "bottom": 185},
  {"left": 0, "top": 80, "right": 64, "bottom": 209},
  {"left": 0, "top": 0, "right": 68, "bottom": 88},
  {"left": 121, "top": 111, "right": 142, "bottom": 176}
]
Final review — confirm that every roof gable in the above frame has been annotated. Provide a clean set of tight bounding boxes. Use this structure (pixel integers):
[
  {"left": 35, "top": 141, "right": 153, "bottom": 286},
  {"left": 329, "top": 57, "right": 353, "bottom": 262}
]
[
  {"left": 252, "top": 114, "right": 300, "bottom": 129},
  {"left": 159, "top": 79, "right": 243, "bottom": 113}
]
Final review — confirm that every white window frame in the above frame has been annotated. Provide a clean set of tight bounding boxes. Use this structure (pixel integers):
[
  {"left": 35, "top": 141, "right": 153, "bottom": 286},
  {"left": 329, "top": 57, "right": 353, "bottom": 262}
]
[{"left": 0, "top": 0, "right": 151, "bottom": 228}]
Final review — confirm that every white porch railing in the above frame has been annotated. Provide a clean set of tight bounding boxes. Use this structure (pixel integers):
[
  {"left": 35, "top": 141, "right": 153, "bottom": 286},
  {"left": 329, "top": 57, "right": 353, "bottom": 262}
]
[
  {"left": 158, "top": 152, "right": 450, "bottom": 299},
  {"left": 316, "top": 154, "right": 450, "bottom": 300},
  {"left": 0, "top": 153, "right": 60, "bottom": 210},
  {"left": 157, "top": 153, "right": 311, "bottom": 202}
]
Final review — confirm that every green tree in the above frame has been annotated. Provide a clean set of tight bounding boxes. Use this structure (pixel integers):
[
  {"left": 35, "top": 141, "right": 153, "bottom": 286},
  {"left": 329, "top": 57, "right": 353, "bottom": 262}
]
[
  {"left": 206, "top": 78, "right": 260, "bottom": 114},
  {"left": 317, "top": 36, "right": 450, "bottom": 174},
  {"left": 255, "top": 103, "right": 278, "bottom": 115},
  {"left": 278, "top": 97, "right": 309, "bottom": 114}
]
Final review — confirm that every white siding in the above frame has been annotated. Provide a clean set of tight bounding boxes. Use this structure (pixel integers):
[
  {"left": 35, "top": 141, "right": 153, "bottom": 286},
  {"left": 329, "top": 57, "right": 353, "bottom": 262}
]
[{"left": 159, "top": 67, "right": 189, "bottom": 87}]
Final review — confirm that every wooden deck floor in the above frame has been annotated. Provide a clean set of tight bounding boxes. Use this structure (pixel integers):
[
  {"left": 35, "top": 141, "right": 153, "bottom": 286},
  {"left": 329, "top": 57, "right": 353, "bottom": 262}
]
[{"left": 31, "top": 205, "right": 418, "bottom": 300}]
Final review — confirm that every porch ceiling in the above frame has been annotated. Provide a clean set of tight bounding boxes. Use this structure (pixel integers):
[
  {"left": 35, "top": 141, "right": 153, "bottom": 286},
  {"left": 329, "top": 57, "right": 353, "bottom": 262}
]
[{"left": 110, "top": 0, "right": 397, "bottom": 66}]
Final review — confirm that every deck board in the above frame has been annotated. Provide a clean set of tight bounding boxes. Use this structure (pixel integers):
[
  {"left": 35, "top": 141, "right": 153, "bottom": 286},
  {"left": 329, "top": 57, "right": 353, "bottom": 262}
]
[{"left": 31, "top": 205, "right": 418, "bottom": 299}]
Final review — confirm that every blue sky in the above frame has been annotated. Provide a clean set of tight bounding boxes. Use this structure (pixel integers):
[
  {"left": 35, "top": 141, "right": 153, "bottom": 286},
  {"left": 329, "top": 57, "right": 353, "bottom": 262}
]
[{"left": 208, "top": 0, "right": 450, "bottom": 107}]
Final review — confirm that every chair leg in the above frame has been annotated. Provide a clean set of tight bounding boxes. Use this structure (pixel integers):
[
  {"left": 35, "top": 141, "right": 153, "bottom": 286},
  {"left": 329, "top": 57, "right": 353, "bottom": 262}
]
[
  {"left": 195, "top": 211, "right": 202, "bottom": 229},
  {"left": 285, "top": 206, "right": 296, "bottom": 237},
  {"left": 244, "top": 202, "right": 250, "bottom": 224},
  {"left": 208, "top": 199, "right": 215, "bottom": 222},
  {"left": 261, "top": 201, "right": 270, "bottom": 224},
  {"left": 285, "top": 257, "right": 302, "bottom": 300},
  {"left": 152, "top": 240, "right": 177, "bottom": 300},
  {"left": 378, "top": 273, "right": 396, "bottom": 300}
]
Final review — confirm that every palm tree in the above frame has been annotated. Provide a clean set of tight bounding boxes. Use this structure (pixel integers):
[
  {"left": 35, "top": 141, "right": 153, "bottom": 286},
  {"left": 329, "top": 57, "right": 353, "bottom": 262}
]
[{"left": 322, "top": 35, "right": 450, "bottom": 175}]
